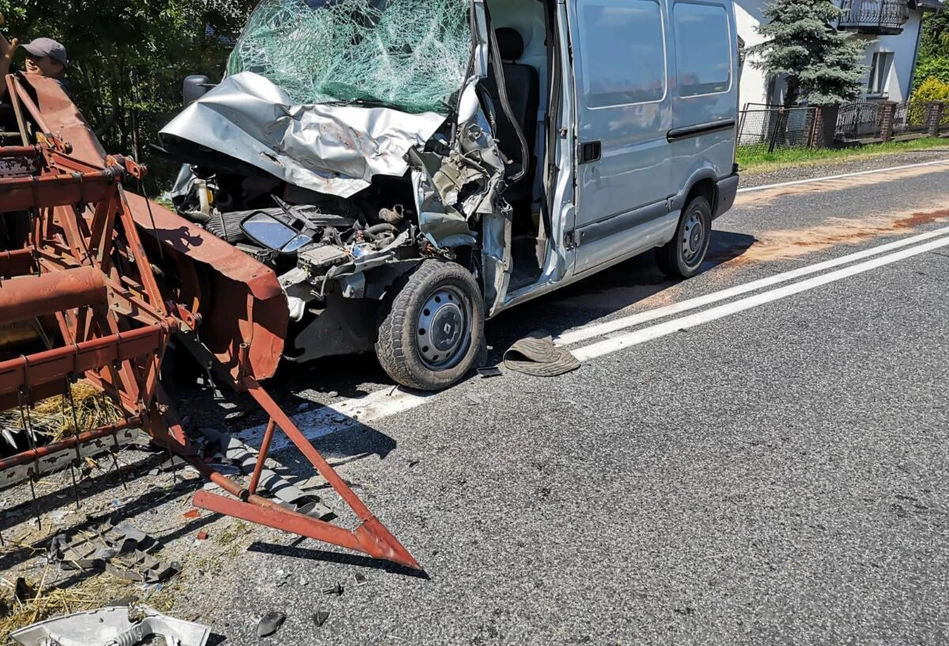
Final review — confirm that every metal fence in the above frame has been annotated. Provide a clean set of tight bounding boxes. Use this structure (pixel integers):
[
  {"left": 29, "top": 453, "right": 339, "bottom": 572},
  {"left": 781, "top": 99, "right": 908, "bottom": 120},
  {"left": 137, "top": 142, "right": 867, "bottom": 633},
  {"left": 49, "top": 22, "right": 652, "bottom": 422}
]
[
  {"left": 893, "top": 101, "right": 931, "bottom": 136},
  {"left": 737, "top": 106, "right": 814, "bottom": 156},
  {"left": 739, "top": 100, "right": 946, "bottom": 156},
  {"left": 835, "top": 102, "right": 883, "bottom": 141}
]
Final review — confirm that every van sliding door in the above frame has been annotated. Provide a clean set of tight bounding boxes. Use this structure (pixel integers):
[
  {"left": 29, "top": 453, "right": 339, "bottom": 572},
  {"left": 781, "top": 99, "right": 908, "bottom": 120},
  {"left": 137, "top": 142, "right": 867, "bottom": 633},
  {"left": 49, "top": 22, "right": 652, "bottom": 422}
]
[{"left": 567, "top": 0, "right": 676, "bottom": 275}]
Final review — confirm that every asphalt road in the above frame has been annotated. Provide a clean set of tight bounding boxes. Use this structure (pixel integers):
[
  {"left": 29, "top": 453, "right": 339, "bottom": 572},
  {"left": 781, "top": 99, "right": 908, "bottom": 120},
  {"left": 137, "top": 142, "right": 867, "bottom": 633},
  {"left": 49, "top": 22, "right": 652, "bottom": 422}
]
[
  {"left": 10, "top": 158, "right": 947, "bottom": 645},
  {"left": 189, "top": 158, "right": 949, "bottom": 645}
]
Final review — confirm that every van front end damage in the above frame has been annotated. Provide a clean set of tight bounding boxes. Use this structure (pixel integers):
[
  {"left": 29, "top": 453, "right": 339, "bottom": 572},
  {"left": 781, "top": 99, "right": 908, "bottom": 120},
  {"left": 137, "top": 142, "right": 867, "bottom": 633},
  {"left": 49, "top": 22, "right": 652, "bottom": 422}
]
[
  {"left": 149, "top": 0, "right": 521, "bottom": 382},
  {"left": 0, "top": 74, "right": 420, "bottom": 570}
]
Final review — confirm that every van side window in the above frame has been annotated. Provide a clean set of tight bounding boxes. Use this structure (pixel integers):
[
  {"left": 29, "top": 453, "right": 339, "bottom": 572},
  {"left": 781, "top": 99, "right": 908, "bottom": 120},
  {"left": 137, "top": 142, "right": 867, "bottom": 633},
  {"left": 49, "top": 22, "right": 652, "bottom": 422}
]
[
  {"left": 577, "top": 0, "right": 666, "bottom": 108},
  {"left": 673, "top": 2, "right": 732, "bottom": 97}
]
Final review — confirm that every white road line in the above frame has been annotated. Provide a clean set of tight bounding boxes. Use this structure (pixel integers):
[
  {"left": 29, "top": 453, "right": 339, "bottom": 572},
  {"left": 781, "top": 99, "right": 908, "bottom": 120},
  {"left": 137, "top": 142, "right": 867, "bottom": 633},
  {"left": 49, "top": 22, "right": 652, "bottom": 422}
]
[
  {"left": 737, "top": 159, "right": 949, "bottom": 193},
  {"left": 572, "top": 234, "right": 949, "bottom": 361},
  {"left": 556, "top": 225, "right": 949, "bottom": 347},
  {"left": 237, "top": 387, "right": 434, "bottom": 451}
]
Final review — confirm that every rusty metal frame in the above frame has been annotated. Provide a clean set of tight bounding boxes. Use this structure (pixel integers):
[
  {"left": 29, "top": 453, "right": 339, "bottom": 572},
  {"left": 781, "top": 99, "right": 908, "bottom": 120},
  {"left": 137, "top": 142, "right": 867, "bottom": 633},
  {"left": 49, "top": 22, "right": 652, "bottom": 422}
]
[{"left": 0, "top": 74, "right": 421, "bottom": 571}]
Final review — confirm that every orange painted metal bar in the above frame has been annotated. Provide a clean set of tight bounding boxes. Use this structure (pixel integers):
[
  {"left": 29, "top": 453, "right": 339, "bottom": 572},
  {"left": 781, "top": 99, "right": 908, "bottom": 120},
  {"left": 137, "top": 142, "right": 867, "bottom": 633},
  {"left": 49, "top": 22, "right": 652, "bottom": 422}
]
[
  {"left": 0, "top": 266, "right": 107, "bottom": 325},
  {"left": 0, "top": 168, "right": 125, "bottom": 213},
  {"left": 0, "top": 249, "right": 34, "bottom": 277},
  {"left": 0, "top": 145, "right": 42, "bottom": 159},
  {"left": 243, "top": 377, "right": 420, "bottom": 570},
  {"left": 247, "top": 418, "right": 276, "bottom": 496},
  {"left": 0, "top": 320, "right": 176, "bottom": 398}
]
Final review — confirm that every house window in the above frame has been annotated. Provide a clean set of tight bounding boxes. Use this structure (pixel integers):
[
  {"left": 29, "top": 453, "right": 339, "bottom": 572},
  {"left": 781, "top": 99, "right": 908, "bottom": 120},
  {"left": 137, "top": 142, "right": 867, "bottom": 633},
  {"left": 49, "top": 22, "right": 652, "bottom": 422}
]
[{"left": 867, "top": 52, "right": 894, "bottom": 97}]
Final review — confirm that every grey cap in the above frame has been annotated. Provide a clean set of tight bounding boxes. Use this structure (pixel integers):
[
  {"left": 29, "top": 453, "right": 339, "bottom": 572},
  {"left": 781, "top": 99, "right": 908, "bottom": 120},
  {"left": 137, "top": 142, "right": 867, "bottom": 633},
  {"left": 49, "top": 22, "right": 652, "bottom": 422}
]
[{"left": 22, "top": 38, "right": 67, "bottom": 67}]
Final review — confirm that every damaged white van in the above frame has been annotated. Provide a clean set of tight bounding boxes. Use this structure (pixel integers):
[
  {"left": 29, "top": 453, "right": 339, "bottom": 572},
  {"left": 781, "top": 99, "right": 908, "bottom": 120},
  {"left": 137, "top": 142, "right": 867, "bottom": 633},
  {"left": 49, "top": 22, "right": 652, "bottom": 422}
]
[{"left": 158, "top": 0, "right": 739, "bottom": 391}]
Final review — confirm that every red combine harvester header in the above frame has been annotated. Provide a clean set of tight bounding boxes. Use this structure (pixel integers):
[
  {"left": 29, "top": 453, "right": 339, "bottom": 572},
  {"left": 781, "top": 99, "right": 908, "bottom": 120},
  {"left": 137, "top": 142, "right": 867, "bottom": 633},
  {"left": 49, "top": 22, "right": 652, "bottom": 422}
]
[{"left": 0, "top": 74, "right": 419, "bottom": 570}]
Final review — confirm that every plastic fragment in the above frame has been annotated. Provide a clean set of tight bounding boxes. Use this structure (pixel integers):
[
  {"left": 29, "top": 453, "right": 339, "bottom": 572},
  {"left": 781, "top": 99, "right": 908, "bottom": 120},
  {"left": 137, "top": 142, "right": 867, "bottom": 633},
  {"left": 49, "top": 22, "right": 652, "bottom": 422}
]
[
  {"left": 322, "top": 582, "right": 344, "bottom": 596},
  {"left": 257, "top": 611, "right": 286, "bottom": 638},
  {"left": 313, "top": 610, "right": 330, "bottom": 628}
]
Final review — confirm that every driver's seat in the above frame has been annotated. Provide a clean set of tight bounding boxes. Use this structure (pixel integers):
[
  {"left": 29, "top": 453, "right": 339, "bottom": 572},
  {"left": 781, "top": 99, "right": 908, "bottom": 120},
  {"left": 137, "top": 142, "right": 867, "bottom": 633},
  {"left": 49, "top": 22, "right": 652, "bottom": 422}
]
[{"left": 481, "top": 27, "right": 539, "bottom": 203}]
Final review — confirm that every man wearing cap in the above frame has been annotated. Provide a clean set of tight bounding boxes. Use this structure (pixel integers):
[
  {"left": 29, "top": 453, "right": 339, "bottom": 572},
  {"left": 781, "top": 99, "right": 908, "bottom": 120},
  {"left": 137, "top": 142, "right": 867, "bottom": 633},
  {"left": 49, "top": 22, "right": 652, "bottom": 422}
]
[{"left": 0, "top": 16, "right": 69, "bottom": 99}]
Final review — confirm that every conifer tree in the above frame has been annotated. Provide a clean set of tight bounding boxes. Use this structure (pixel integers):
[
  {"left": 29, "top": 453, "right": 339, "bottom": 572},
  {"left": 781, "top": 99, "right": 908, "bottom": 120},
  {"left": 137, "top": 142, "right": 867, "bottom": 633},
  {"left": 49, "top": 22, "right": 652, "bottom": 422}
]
[{"left": 751, "top": 0, "right": 868, "bottom": 106}]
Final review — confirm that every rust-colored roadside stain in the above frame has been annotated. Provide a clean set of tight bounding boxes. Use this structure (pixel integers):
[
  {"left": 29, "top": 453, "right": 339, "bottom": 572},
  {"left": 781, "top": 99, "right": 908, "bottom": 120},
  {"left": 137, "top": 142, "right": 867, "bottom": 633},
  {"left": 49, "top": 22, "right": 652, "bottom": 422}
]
[
  {"left": 735, "top": 162, "right": 949, "bottom": 209},
  {"left": 711, "top": 206, "right": 949, "bottom": 274}
]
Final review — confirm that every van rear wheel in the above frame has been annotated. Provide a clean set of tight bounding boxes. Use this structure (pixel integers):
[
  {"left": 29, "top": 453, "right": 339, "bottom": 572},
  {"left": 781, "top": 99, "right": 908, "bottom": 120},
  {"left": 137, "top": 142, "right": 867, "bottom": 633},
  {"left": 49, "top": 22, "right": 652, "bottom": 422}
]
[
  {"left": 656, "top": 195, "right": 712, "bottom": 279},
  {"left": 376, "top": 260, "right": 486, "bottom": 391}
]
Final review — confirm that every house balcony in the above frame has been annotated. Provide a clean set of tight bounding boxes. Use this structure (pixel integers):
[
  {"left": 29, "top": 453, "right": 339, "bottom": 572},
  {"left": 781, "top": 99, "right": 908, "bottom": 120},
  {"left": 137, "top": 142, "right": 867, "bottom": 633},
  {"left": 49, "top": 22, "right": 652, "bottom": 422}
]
[{"left": 838, "top": 0, "right": 909, "bottom": 34}]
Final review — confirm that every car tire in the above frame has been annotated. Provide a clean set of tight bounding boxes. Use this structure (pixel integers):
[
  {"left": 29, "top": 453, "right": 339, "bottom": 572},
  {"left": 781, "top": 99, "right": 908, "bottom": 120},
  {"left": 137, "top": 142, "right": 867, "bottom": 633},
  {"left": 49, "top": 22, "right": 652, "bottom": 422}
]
[
  {"left": 376, "top": 259, "right": 486, "bottom": 391},
  {"left": 656, "top": 195, "right": 713, "bottom": 279}
]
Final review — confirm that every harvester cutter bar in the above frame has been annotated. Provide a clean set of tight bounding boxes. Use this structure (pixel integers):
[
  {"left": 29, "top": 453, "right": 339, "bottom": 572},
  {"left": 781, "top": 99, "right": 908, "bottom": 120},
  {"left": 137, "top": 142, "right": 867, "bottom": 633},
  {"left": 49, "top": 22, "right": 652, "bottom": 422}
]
[{"left": 0, "top": 73, "right": 421, "bottom": 571}]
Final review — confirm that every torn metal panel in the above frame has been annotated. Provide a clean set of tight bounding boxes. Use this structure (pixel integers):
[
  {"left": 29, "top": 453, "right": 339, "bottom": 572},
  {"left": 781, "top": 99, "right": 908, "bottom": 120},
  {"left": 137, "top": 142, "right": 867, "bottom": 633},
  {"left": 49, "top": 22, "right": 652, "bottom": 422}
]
[
  {"left": 410, "top": 149, "right": 475, "bottom": 247},
  {"left": 160, "top": 72, "right": 446, "bottom": 198},
  {"left": 11, "top": 605, "right": 210, "bottom": 646},
  {"left": 409, "top": 80, "right": 505, "bottom": 248},
  {"left": 481, "top": 207, "right": 514, "bottom": 317}
]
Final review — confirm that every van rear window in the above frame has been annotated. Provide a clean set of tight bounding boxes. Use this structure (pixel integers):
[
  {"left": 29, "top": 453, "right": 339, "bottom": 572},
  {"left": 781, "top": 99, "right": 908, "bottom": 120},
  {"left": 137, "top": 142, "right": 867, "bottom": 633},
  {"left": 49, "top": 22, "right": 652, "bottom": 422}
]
[
  {"left": 577, "top": 0, "right": 666, "bottom": 108},
  {"left": 673, "top": 2, "right": 732, "bottom": 97}
]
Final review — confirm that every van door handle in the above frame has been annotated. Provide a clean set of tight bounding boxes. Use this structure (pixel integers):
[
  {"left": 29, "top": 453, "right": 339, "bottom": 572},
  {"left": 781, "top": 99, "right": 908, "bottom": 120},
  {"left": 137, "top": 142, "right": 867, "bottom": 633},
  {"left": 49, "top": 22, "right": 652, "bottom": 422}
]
[{"left": 579, "top": 141, "right": 601, "bottom": 164}]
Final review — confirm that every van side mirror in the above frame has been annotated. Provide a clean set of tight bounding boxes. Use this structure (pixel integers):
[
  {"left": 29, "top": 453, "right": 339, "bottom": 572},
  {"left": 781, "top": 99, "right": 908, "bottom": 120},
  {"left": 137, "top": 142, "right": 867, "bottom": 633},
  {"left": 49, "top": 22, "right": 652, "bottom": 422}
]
[{"left": 183, "top": 75, "right": 213, "bottom": 106}]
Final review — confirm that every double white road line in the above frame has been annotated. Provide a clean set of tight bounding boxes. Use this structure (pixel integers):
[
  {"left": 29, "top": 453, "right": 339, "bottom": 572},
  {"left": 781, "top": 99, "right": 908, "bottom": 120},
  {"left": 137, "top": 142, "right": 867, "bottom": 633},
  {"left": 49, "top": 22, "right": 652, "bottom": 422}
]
[{"left": 241, "top": 222, "right": 949, "bottom": 449}]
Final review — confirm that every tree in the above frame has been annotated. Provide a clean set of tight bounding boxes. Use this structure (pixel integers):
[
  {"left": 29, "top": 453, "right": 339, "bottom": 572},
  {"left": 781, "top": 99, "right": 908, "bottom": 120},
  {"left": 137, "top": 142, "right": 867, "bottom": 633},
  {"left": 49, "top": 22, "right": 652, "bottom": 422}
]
[
  {"left": 913, "top": 11, "right": 949, "bottom": 90},
  {"left": 750, "top": 0, "right": 868, "bottom": 107},
  {"left": 0, "top": 0, "right": 257, "bottom": 182}
]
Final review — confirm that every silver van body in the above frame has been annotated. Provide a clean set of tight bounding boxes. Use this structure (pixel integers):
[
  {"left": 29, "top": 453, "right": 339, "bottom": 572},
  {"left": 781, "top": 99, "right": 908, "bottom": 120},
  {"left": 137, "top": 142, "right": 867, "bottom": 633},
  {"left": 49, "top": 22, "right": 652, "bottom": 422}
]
[
  {"left": 495, "top": 0, "right": 740, "bottom": 313},
  {"left": 160, "top": 0, "right": 739, "bottom": 390}
]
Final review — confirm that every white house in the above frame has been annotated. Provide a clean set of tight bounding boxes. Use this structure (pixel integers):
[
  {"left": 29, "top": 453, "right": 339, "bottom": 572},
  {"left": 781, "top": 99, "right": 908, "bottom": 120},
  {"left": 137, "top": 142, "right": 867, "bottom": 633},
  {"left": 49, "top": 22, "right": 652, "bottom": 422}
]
[{"left": 736, "top": 0, "right": 944, "bottom": 108}]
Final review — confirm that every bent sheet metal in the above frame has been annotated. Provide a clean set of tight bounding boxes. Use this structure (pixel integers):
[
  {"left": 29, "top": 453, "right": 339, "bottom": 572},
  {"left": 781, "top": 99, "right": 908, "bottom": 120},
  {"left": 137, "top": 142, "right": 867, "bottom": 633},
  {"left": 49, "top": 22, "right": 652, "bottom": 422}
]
[{"left": 160, "top": 72, "right": 446, "bottom": 198}]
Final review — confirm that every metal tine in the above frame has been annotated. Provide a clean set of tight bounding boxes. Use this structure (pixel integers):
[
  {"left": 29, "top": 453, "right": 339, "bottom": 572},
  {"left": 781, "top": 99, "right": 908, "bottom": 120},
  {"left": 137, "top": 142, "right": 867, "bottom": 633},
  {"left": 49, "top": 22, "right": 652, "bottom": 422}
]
[
  {"left": 108, "top": 430, "right": 130, "bottom": 491},
  {"left": 64, "top": 380, "right": 85, "bottom": 510},
  {"left": 17, "top": 389, "right": 42, "bottom": 530}
]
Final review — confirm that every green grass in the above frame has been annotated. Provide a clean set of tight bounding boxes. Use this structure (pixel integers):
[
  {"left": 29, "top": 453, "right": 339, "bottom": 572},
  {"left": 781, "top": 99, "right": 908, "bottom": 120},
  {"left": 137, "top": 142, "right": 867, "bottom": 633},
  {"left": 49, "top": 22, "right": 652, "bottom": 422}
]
[{"left": 737, "top": 137, "right": 949, "bottom": 173}]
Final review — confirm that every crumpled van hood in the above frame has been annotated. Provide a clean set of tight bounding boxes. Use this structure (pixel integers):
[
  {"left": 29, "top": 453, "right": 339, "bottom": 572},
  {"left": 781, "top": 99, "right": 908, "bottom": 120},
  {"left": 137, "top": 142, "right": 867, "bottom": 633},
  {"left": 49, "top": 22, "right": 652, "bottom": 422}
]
[{"left": 160, "top": 72, "right": 446, "bottom": 198}]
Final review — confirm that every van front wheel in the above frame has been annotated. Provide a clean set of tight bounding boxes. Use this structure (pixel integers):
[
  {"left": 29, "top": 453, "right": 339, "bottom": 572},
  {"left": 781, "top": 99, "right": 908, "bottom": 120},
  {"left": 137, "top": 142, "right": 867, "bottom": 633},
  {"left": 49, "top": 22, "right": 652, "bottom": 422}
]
[
  {"left": 376, "top": 260, "right": 486, "bottom": 391},
  {"left": 656, "top": 195, "right": 712, "bottom": 279}
]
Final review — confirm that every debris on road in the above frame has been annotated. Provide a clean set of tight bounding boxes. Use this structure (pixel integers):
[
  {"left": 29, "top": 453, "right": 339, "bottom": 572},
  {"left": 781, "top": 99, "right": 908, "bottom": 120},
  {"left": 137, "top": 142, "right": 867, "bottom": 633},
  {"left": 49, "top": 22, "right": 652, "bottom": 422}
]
[
  {"left": 323, "top": 582, "right": 344, "bottom": 597},
  {"left": 313, "top": 610, "right": 331, "bottom": 628},
  {"left": 503, "top": 331, "right": 581, "bottom": 377},
  {"left": 10, "top": 604, "right": 211, "bottom": 646},
  {"left": 256, "top": 611, "right": 286, "bottom": 638},
  {"left": 48, "top": 522, "right": 179, "bottom": 584},
  {"left": 197, "top": 427, "right": 332, "bottom": 519},
  {"left": 477, "top": 366, "right": 503, "bottom": 379}
]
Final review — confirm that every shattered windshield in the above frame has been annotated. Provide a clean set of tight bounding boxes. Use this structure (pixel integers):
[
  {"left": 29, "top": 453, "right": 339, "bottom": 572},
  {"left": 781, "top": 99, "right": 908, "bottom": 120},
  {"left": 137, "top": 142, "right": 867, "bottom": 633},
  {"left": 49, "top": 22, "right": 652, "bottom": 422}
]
[{"left": 227, "top": 0, "right": 473, "bottom": 114}]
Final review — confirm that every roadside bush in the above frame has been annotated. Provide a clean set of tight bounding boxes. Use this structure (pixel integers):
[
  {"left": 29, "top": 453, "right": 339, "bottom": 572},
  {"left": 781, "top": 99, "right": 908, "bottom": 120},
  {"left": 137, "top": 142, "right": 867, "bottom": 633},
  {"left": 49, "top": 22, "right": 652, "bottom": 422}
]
[
  {"left": 913, "top": 77, "right": 949, "bottom": 103},
  {"left": 910, "top": 77, "right": 949, "bottom": 125}
]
